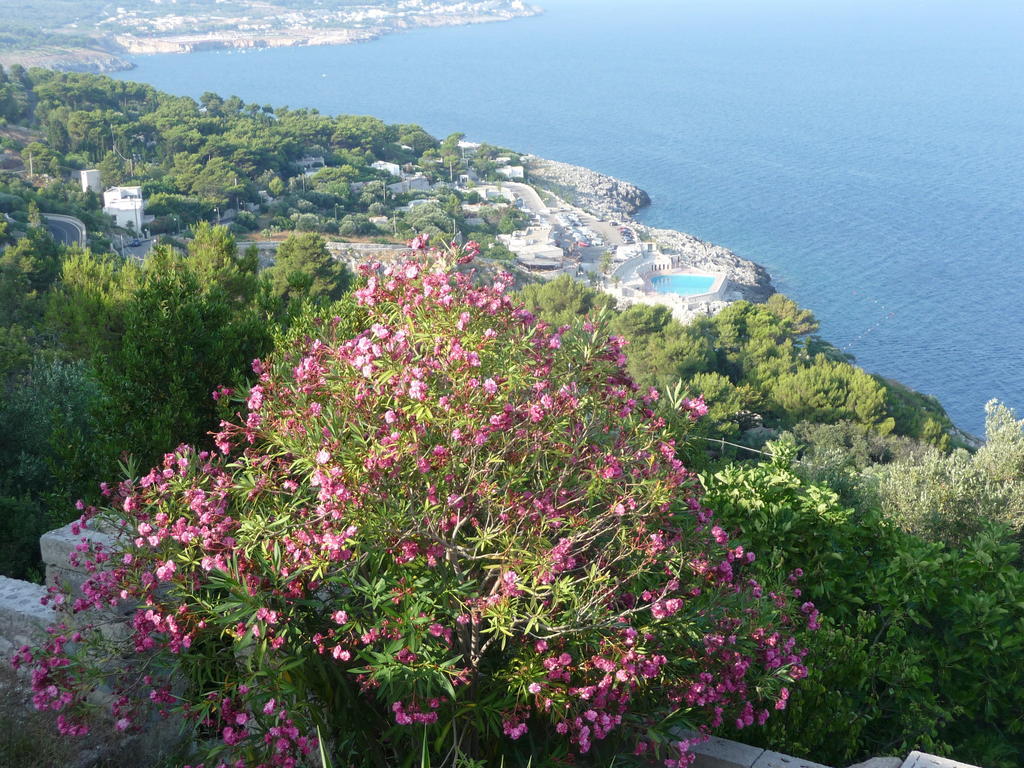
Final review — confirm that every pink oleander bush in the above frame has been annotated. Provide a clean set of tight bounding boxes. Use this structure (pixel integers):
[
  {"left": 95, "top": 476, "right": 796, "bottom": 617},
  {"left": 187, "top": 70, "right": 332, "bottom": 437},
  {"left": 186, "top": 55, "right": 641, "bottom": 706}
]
[{"left": 14, "top": 241, "right": 812, "bottom": 767}]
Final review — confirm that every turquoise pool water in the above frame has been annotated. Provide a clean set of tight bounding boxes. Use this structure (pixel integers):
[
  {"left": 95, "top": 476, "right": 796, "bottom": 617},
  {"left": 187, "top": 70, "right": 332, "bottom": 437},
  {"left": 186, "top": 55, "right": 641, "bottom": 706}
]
[{"left": 650, "top": 274, "right": 717, "bottom": 296}]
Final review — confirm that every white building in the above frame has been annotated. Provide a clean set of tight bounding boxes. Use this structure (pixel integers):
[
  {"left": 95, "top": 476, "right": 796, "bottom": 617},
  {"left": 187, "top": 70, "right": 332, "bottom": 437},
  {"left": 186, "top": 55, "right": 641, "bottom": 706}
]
[
  {"left": 79, "top": 169, "right": 102, "bottom": 194},
  {"left": 295, "top": 156, "right": 325, "bottom": 176},
  {"left": 476, "top": 186, "right": 516, "bottom": 203},
  {"left": 497, "top": 165, "right": 525, "bottom": 180},
  {"left": 499, "top": 225, "right": 565, "bottom": 265},
  {"left": 387, "top": 175, "right": 431, "bottom": 196},
  {"left": 103, "top": 186, "right": 145, "bottom": 231},
  {"left": 400, "top": 199, "right": 436, "bottom": 211},
  {"left": 371, "top": 161, "right": 402, "bottom": 178}
]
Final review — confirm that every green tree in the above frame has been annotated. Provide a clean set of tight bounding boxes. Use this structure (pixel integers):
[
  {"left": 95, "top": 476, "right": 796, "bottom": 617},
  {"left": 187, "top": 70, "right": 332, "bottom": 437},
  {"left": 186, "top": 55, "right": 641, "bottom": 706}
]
[
  {"left": 874, "top": 400, "right": 1024, "bottom": 546},
  {"left": 45, "top": 249, "right": 141, "bottom": 358},
  {"left": 517, "top": 273, "right": 615, "bottom": 327},
  {"left": 706, "top": 452, "right": 1024, "bottom": 768},
  {"left": 331, "top": 114, "right": 388, "bottom": 154},
  {"left": 771, "top": 357, "right": 888, "bottom": 427},
  {"left": 0, "top": 227, "right": 63, "bottom": 325},
  {"left": 0, "top": 358, "right": 102, "bottom": 580},
  {"left": 91, "top": 245, "right": 272, "bottom": 472},
  {"left": 186, "top": 222, "right": 261, "bottom": 303},
  {"left": 265, "top": 232, "right": 352, "bottom": 307}
]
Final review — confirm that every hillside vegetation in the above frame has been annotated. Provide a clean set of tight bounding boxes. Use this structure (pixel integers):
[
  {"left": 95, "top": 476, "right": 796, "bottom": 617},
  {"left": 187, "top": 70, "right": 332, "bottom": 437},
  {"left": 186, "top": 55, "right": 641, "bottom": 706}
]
[{"left": 2, "top": 70, "right": 1023, "bottom": 768}]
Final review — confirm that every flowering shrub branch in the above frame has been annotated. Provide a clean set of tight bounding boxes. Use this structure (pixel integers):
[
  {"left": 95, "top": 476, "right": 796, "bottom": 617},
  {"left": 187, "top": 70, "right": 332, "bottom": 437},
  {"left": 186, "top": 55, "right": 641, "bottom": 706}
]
[{"left": 15, "top": 240, "right": 812, "bottom": 767}]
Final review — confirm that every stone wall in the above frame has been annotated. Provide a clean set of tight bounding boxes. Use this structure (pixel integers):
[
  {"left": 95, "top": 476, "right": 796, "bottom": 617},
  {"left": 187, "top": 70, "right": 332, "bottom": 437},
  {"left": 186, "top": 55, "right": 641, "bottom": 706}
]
[
  {"left": 0, "top": 520, "right": 112, "bottom": 659},
  {"left": 0, "top": 575, "right": 50, "bottom": 660}
]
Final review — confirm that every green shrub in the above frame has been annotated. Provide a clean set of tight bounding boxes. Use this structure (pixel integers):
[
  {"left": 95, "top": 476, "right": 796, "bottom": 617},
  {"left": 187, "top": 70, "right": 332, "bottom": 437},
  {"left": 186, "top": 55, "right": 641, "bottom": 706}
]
[{"left": 704, "top": 450, "right": 1024, "bottom": 767}]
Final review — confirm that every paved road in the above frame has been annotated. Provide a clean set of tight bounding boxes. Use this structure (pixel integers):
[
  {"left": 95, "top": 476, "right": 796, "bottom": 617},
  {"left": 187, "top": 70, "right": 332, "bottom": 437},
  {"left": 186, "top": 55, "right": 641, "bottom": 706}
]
[
  {"left": 507, "top": 183, "right": 626, "bottom": 249},
  {"left": 115, "top": 237, "right": 155, "bottom": 262},
  {"left": 42, "top": 213, "right": 87, "bottom": 247},
  {"left": 504, "top": 182, "right": 549, "bottom": 217}
]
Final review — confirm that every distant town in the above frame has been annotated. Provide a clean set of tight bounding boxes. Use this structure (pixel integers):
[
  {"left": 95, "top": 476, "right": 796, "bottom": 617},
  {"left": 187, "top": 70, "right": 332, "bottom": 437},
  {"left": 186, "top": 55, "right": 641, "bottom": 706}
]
[{"left": 0, "top": 0, "right": 541, "bottom": 73}]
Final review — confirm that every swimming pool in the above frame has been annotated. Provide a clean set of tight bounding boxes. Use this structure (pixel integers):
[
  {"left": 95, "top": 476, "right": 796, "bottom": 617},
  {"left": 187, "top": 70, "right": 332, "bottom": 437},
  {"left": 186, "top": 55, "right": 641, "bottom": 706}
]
[{"left": 649, "top": 273, "right": 717, "bottom": 296}]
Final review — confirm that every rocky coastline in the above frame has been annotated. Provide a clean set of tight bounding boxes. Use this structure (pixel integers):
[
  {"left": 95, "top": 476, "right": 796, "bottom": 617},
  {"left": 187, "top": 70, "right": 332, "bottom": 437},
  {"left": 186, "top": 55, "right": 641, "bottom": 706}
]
[
  {"left": 0, "top": 49, "right": 134, "bottom": 74},
  {"left": 524, "top": 157, "right": 651, "bottom": 220},
  {"left": 524, "top": 156, "right": 775, "bottom": 304}
]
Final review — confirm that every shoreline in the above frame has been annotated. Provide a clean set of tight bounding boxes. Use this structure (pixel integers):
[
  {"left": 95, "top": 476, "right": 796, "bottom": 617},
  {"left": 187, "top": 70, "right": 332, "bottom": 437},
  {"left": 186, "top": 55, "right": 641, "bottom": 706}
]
[
  {"left": 518, "top": 157, "right": 983, "bottom": 441},
  {"left": 523, "top": 156, "right": 775, "bottom": 305}
]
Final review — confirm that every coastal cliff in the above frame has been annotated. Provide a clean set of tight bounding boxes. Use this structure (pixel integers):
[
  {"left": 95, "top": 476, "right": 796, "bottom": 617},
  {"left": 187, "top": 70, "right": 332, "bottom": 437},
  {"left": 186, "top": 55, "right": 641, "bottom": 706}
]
[
  {"left": 114, "top": 29, "right": 378, "bottom": 56},
  {"left": 524, "top": 156, "right": 774, "bottom": 304},
  {"left": 0, "top": 49, "right": 134, "bottom": 74}
]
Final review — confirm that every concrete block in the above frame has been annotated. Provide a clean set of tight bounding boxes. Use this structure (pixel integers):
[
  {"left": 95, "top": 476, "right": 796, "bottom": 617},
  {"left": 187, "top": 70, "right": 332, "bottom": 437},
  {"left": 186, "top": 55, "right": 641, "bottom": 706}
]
[
  {"left": 753, "top": 751, "right": 832, "bottom": 768},
  {"left": 0, "top": 574, "right": 55, "bottom": 658},
  {"left": 900, "top": 752, "right": 981, "bottom": 768},
  {"left": 45, "top": 563, "right": 90, "bottom": 595},
  {"left": 844, "top": 759, "right": 902, "bottom": 768},
  {"left": 39, "top": 522, "right": 116, "bottom": 574},
  {"left": 691, "top": 734, "right": 766, "bottom": 768}
]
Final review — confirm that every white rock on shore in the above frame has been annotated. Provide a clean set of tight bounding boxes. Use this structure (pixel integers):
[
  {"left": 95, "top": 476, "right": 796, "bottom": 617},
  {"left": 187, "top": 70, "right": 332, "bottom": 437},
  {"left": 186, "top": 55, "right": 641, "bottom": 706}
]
[
  {"left": 0, "top": 50, "right": 134, "bottom": 74},
  {"left": 524, "top": 156, "right": 651, "bottom": 219}
]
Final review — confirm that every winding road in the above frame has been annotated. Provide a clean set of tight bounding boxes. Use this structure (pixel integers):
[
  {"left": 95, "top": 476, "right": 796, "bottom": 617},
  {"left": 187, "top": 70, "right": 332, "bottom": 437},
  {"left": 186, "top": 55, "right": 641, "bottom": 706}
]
[{"left": 42, "top": 213, "right": 87, "bottom": 247}]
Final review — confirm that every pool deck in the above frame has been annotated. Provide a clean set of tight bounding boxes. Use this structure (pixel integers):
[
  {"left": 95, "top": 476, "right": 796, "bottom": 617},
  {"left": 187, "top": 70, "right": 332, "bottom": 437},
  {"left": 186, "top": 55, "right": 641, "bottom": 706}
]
[{"left": 607, "top": 252, "right": 731, "bottom": 322}]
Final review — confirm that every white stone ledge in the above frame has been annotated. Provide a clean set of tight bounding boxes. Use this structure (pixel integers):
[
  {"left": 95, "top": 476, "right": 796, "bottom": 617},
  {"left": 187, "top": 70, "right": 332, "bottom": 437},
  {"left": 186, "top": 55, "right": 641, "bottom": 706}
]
[
  {"left": 0, "top": 574, "right": 54, "bottom": 658},
  {"left": 39, "top": 522, "right": 116, "bottom": 574},
  {"left": 688, "top": 733, "right": 766, "bottom": 768},
  {"left": 900, "top": 752, "right": 981, "bottom": 768},
  {"left": 754, "top": 750, "right": 832, "bottom": 768},
  {"left": 845, "top": 758, "right": 902, "bottom": 768}
]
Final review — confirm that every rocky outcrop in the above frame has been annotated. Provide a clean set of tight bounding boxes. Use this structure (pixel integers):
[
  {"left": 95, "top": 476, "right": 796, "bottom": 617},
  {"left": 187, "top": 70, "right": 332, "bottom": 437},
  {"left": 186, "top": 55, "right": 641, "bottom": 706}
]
[
  {"left": 524, "top": 156, "right": 652, "bottom": 219},
  {"left": 0, "top": 49, "right": 134, "bottom": 74},
  {"left": 114, "top": 29, "right": 377, "bottom": 55},
  {"left": 56, "top": 54, "right": 135, "bottom": 73}
]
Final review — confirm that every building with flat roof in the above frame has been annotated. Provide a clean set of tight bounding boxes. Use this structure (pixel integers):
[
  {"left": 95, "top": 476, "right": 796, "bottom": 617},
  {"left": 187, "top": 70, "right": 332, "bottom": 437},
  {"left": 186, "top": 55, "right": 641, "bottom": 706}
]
[
  {"left": 371, "top": 161, "right": 402, "bottom": 178},
  {"left": 79, "top": 169, "right": 102, "bottom": 194},
  {"left": 497, "top": 165, "right": 525, "bottom": 180},
  {"left": 103, "top": 186, "right": 145, "bottom": 231},
  {"left": 387, "top": 175, "right": 431, "bottom": 196}
]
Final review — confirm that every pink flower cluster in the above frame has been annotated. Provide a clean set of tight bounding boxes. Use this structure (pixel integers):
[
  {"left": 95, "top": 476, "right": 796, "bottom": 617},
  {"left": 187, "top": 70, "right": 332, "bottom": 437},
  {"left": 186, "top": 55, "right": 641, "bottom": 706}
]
[{"left": 17, "top": 242, "right": 811, "bottom": 767}]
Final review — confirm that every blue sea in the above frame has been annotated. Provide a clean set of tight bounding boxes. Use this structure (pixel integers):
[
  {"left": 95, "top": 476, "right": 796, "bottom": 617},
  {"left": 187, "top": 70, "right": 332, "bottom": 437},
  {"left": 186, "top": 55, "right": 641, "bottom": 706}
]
[{"left": 113, "top": 0, "right": 1024, "bottom": 435}]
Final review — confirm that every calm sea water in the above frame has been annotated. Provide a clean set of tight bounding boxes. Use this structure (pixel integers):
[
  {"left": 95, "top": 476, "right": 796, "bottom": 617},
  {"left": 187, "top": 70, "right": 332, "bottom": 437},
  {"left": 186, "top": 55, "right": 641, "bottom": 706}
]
[{"left": 113, "top": 0, "right": 1024, "bottom": 434}]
